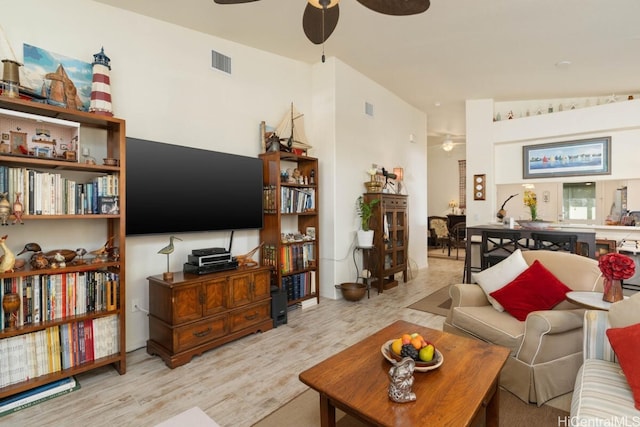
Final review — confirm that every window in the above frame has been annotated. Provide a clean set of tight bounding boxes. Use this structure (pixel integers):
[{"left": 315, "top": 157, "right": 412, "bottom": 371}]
[{"left": 563, "top": 182, "right": 596, "bottom": 221}]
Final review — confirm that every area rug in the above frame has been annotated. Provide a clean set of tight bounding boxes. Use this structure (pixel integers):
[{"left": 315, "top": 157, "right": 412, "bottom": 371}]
[
  {"left": 155, "top": 407, "right": 221, "bottom": 427},
  {"left": 252, "top": 387, "right": 569, "bottom": 426},
  {"left": 406, "top": 285, "right": 452, "bottom": 317}
]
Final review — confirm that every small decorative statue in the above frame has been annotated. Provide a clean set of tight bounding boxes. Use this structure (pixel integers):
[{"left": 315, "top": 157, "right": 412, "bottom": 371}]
[
  {"left": 0, "top": 234, "right": 16, "bottom": 272},
  {"left": 90, "top": 237, "right": 115, "bottom": 263},
  {"left": 158, "top": 235, "right": 182, "bottom": 281},
  {"left": 292, "top": 168, "right": 302, "bottom": 184},
  {"left": 496, "top": 193, "right": 518, "bottom": 220},
  {"left": 287, "top": 168, "right": 296, "bottom": 183},
  {"left": 75, "top": 248, "right": 87, "bottom": 264},
  {"left": 17, "top": 242, "right": 78, "bottom": 268},
  {"left": 0, "top": 192, "right": 10, "bottom": 226},
  {"left": 388, "top": 356, "right": 417, "bottom": 403},
  {"left": 12, "top": 192, "right": 23, "bottom": 225},
  {"left": 235, "top": 242, "right": 264, "bottom": 268}
]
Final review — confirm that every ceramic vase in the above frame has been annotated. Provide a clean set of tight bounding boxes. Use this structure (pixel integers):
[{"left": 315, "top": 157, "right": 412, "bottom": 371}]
[
  {"left": 602, "top": 278, "right": 623, "bottom": 303},
  {"left": 357, "top": 230, "right": 374, "bottom": 248}
]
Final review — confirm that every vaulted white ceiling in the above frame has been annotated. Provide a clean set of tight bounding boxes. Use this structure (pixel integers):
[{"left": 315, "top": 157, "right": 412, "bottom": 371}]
[{"left": 95, "top": 0, "right": 640, "bottom": 145}]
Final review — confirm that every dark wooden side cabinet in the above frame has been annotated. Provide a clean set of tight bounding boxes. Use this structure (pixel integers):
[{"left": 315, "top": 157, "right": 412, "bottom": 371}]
[
  {"left": 363, "top": 193, "right": 409, "bottom": 292},
  {"left": 146, "top": 266, "right": 272, "bottom": 368}
]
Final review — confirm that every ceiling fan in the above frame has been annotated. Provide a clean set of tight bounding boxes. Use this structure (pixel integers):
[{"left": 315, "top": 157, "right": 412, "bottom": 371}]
[
  {"left": 213, "top": 1, "right": 431, "bottom": 59},
  {"left": 429, "top": 132, "right": 466, "bottom": 152}
]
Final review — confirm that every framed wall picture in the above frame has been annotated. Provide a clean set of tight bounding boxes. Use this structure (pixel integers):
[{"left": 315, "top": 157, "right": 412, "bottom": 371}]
[
  {"left": 523, "top": 137, "right": 611, "bottom": 179},
  {"left": 10, "top": 131, "right": 27, "bottom": 155},
  {"left": 473, "top": 174, "right": 486, "bottom": 200}
]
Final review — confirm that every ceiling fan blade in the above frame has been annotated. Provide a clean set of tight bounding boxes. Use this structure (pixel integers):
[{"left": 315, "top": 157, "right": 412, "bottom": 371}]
[
  {"left": 303, "top": 3, "right": 340, "bottom": 45},
  {"left": 356, "top": 0, "right": 430, "bottom": 16},
  {"left": 213, "top": 0, "right": 260, "bottom": 4}
]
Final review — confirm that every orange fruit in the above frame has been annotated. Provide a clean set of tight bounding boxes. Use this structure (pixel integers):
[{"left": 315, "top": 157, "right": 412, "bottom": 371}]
[
  {"left": 410, "top": 337, "right": 423, "bottom": 350},
  {"left": 391, "top": 338, "right": 403, "bottom": 355},
  {"left": 401, "top": 334, "right": 412, "bottom": 345}
]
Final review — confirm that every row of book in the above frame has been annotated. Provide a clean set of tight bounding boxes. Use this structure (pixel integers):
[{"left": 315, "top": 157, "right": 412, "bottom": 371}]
[
  {"left": 0, "top": 166, "right": 119, "bottom": 215},
  {"left": 282, "top": 271, "right": 316, "bottom": 302},
  {"left": 264, "top": 242, "right": 315, "bottom": 274},
  {"left": 1, "top": 271, "right": 120, "bottom": 330},
  {"left": 0, "top": 314, "right": 119, "bottom": 389},
  {"left": 280, "top": 187, "right": 315, "bottom": 213},
  {"left": 262, "top": 186, "right": 316, "bottom": 214},
  {"left": 0, "top": 376, "right": 80, "bottom": 417},
  {"left": 262, "top": 185, "right": 277, "bottom": 214}
]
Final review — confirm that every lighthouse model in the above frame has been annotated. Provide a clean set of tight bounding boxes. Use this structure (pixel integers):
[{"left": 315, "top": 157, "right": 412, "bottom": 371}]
[{"left": 89, "top": 47, "right": 113, "bottom": 116}]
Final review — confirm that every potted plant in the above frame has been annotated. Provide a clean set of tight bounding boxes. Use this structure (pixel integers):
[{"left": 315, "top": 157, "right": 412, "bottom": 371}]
[{"left": 356, "top": 195, "right": 380, "bottom": 247}]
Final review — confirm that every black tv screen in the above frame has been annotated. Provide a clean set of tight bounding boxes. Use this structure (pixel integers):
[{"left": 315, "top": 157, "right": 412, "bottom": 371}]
[{"left": 126, "top": 137, "right": 263, "bottom": 236}]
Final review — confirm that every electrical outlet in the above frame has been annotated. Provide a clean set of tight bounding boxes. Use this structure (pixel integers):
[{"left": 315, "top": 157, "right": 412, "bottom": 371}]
[{"left": 131, "top": 299, "right": 140, "bottom": 312}]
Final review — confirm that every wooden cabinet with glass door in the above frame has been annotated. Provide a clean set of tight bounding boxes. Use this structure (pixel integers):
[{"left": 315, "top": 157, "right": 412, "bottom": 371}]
[{"left": 363, "top": 193, "right": 408, "bottom": 292}]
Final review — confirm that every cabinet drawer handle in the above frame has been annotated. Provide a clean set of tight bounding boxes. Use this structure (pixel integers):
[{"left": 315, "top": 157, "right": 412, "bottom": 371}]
[
  {"left": 193, "top": 327, "right": 212, "bottom": 337},
  {"left": 245, "top": 312, "right": 258, "bottom": 321}
]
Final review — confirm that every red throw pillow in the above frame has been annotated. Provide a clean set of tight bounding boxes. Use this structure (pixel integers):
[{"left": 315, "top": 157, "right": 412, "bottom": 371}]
[
  {"left": 606, "top": 323, "right": 640, "bottom": 410},
  {"left": 489, "top": 260, "right": 572, "bottom": 321}
]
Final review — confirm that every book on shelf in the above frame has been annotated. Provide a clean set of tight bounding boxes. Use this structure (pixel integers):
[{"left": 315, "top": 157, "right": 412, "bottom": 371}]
[
  {"left": 281, "top": 271, "right": 315, "bottom": 302},
  {"left": 0, "top": 376, "right": 79, "bottom": 417},
  {"left": 1, "top": 271, "right": 119, "bottom": 329},
  {"left": 279, "top": 187, "right": 315, "bottom": 213},
  {"left": 278, "top": 242, "right": 316, "bottom": 274},
  {"left": 0, "top": 314, "right": 119, "bottom": 384},
  {"left": 0, "top": 167, "right": 119, "bottom": 216}
]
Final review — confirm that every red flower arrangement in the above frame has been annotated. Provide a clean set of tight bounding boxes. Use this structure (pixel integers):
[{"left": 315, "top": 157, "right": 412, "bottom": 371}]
[
  {"left": 598, "top": 252, "right": 636, "bottom": 280},
  {"left": 598, "top": 252, "right": 635, "bottom": 302}
]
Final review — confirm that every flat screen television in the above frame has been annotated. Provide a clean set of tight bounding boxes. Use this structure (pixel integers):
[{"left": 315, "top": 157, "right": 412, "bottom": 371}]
[{"left": 126, "top": 137, "right": 263, "bottom": 236}]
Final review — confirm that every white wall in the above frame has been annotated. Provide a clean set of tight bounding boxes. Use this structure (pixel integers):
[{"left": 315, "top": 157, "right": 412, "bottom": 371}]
[
  {"left": 312, "top": 58, "right": 428, "bottom": 298},
  {"left": 427, "top": 145, "right": 465, "bottom": 217},
  {"left": 466, "top": 98, "right": 640, "bottom": 226},
  {"left": 6, "top": 0, "right": 428, "bottom": 351}
]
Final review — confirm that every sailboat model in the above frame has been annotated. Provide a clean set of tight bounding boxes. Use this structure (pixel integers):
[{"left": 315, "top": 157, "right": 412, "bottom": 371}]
[{"left": 275, "top": 103, "right": 312, "bottom": 151}]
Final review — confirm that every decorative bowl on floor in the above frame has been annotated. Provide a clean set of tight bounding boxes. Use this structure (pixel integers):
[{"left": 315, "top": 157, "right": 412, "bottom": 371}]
[
  {"left": 516, "top": 220, "right": 554, "bottom": 230},
  {"left": 337, "top": 282, "right": 367, "bottom": 301}
]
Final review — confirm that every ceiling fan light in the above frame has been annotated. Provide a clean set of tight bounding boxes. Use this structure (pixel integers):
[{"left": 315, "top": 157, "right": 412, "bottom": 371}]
[
  {"left": 308, "top": 0, "right": 340, "bottom": 9},
  {"left": 442, "top": 140, "right": 454, "bottom": 152}
]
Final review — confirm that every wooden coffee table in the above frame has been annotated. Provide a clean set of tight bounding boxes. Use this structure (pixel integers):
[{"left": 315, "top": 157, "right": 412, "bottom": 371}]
[{"left": 299, "top": 320, "right": 510, "bottom": 427}]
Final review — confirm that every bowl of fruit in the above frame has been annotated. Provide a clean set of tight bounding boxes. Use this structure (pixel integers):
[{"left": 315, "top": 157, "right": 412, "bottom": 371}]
[{"left": 381, "top": 333, "right": 444, "bottom": 372}]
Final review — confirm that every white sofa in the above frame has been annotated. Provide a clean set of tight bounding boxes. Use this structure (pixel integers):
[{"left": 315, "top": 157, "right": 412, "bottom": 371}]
[
  {"left": 570, "top": 295, "right": 640, "bottom": 424},
  {"left": 444, "top": 250, "right": 603, "bottom": 406}
]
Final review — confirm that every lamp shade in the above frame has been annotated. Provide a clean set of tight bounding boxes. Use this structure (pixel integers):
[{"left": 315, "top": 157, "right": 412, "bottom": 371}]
[{"left": 393, "top": 167, "right": 404, "bottom": 181}]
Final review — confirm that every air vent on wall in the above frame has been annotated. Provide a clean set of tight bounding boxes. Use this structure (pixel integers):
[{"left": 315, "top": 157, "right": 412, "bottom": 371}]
[
  {"left": 365, "top": 101, "right": 374, "bottom": 117},
  {"left": 211, "top": 50, "right": 231, "bottom": 74}
]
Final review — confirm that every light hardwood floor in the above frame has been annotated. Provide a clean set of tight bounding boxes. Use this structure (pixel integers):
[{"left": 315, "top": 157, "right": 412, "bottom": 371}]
[{"left": 3, "top": 256, "right": 464, "bottom": 427}]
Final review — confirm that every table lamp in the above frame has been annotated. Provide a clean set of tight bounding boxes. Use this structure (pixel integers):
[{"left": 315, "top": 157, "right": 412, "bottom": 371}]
[{"left": 393, "top": 167, "right": 404, "bottom": 194}]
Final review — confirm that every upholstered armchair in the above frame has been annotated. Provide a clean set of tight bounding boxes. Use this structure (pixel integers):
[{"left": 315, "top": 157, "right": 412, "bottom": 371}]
[
  {"left": 428, "top": 216, "right": 449, "bottom": 249},
  {"left": 443, "top": 250, "right": 604, "bottom": 406}
]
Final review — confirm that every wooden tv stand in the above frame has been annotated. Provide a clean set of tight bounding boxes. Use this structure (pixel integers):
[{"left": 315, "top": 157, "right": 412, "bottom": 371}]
[{"left": 146, "top": 266, "right": 273, "bottom": 368}]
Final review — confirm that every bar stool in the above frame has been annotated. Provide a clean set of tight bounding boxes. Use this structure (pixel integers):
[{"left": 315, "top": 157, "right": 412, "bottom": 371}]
[
  {"left": 481, "top": 230, "right": 523, "bottom": 270},
  {"left": 530, "top": 232, "right": 578, "bottom": 253},
  {"left": 448, "top": 222, "right": 466, "bottom": 260}
]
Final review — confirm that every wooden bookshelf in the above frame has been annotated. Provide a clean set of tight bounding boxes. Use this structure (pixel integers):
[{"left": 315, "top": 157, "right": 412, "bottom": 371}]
[
  {"left": 0, "top": 97, "right": 126, "bottom": 399},
  {"left": 259, "top": 151, "right": 319, "bottom": 306}
]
